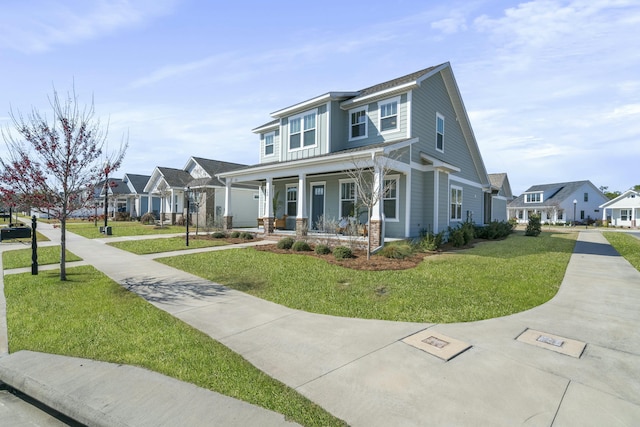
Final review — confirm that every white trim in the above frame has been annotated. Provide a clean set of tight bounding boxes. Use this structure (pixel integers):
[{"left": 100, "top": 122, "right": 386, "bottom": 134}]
[
  {"left": 449, "top": 175, "right": 484, "bottom": 189},
  {"left": 436, "top": 112, "right": 445, "bottom": 153},
  {"left": 406, "top": 90, "right": 412, "bottom": 139},
  {"left": 434, "top": 170, "right": 440, "bottom": 232},
  {"left": 340, "top": 82, "right": 417, "bottom": 109},
  {"left": 285, "top": 183, "right": 298, "bottom": 217},
  {"left": 383, "top": 174, "right": 400, "bottom": 222},
  {"left": 326, "top": 101, "right": 331, "bottom": 153},
  {"left": 378, "top": 96, "right": 401, "bottom": 135},
  {"left": 263, "top": 131, "right": 275, "bottom": 158},
  {"left": 309, "top": 181, "right": 326, "bottom": 228},
  {"left": 405, "top": 169, "right": 411, "bottom": 237},
  {"left": 450, "top": 184, "right": 463, "bottom": 222},
  {"left": 338, "top": 178, "right": 357, "bottom": 218},
  {"left": 252, "top": 121, "right": 279, "bottom": 134},
  {"left": 272, "top": 92, "right": 358, "bottom": 117},
  {"left": 288, "top": 108, "right": 318, "bottom": 152},
  {"left": 348, "top": 105, "right": 368, "bottom": 141}
]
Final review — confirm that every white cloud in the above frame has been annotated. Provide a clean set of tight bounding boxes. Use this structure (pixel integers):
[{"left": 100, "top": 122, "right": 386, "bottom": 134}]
[{"left": 431, "top": 11, "right": 468, "bottom": 34}]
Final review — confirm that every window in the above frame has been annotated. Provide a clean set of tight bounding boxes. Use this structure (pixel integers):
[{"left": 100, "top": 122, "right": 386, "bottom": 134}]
[
  {"left": 289, "top": 110, "right": 316, "bottom": 150},
  {"left": 264, "top": 132, "right": 274, "bottom": 156},
  {"left": 340, "top": 181, "right": 356, "bottom": 217},
  {"left": 621, "top": 209, "right": 630, "bottom": 221},
  {"left": 580, "top": 210, "right": 585, "bottom": 220},
  {"left": 349, "top": 107, "right": 368, "bottom": 140},
  {"left": 583, "top": 192, "right": 588, "bottom": 202},
  {"left": 451, "top": 186, "right": 462, "bottom": 221},
  {"left": 558, "top": 210, "right": 564, "bottom": 220},
  {"left": 436, "top": 113, "right": 445, "bottom": 152},
  {"left": 286, "top": 186, "right": 297, "bottom": 217},
  {"left": 524, "top": 193, "right": 542, "bottom": 203},
  {"left": 379, "top": 97, "right": 399, "bottom": 132},
  {"left": 383, "top": 178, "right": 398, "bottom": 219}
]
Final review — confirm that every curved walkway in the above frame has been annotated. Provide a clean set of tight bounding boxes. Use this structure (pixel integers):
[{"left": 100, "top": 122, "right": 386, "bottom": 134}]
[{"left": 2, "top": 224, "right": 640, "bottom": 426}]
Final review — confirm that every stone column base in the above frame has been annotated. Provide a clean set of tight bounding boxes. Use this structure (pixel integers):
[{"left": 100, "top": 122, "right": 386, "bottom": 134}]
[
  {"left": 369, "top": 220, "right": 383, "bottom": 248},
  {"left": 264, "top": 217, "right": 275, "bottom": 234},
  {"left": 295, "top": 218, "right": 308, "bottom": 238},
  {"left": 223, "top": 216, "right": 233, "bottom": 231}
]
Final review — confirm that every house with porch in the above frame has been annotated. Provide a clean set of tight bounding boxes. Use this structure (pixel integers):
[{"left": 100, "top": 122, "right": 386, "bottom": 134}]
[
  {"left": 599, "top": 189, "right": 639, "bottom": 227},
  {"left": 121, "top": 173, "right": 160, "bottom": 219},
  {"left": 218, "top": 62, "right": 500, "bottom": 248},
  {"left": 143, "top": 157, "right": 259, "bottom": 226},
  {"left": 507, "top": 180, "right": 608, "bottom": 225}
]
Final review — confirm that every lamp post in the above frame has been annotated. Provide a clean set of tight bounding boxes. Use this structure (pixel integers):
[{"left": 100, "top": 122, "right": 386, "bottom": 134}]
[
  {"left": 573, "top": 199, "right": 577, "bottom": 227},
  {"left": 185, "top": 186, "right": 190, "bottom": 246}
]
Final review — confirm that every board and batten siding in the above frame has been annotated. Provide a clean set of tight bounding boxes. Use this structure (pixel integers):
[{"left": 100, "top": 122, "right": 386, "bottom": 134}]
[
  {"left": 280, "top": 104, "right": 328, "bottom": 162},
  {"left": 411, "top": 72, "right": 482, "bottom": 184},
  {"left": 259, "top": 129, "right": 280, "bottom": 164}
]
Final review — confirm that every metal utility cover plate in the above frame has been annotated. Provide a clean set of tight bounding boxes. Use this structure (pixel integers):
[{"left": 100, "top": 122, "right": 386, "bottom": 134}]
[
  {"left": 403, "top": 330, "right": 471, "bottom": 361},
  {"left": 516, "top": 329, "right": 586, "bottom": 358}
]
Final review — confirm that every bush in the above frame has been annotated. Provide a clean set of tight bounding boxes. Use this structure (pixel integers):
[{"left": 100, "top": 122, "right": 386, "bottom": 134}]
[
  {"left": 333, "top": 246, "right": 353, "bottom": 260},
  {"left": 525, "top": 214, "right": 542, "bottom": 237},
  {"left": 211, "top": 231, "right": 226, "bottom": 238},
  {"left": 474, "top": 221, "right": 514, "bottom": 240},
  {"left": 379, "top": 242, "right": 414, "bottom": 259},
  {"left": 419, "top": 231, "right": 443, "bottom": 251},
  {"left": 140, "top": 212, "right": 156, "bottom": 225},
  {"left": 461, "top": 222, "right": 475, "bottom": 245},
  {"left": 314, "top": 244, "right": 331, "bottom": 255},
  {"left": 239, "top": 232, "right": 254, "bottom": 240},
  {"left": 176, "top": 216, "right": 192, "bottom": 226},
  {"left": 448, "top": 226, "right": 465, "bottom": 247},
  {"left": 276, "top": 237, "right": 295, "bottom": 250},
  {"left": 292, "top": 241, "right": 311, "bottom": 251},
  {"left": 230, "top": 231, "right": 241, "bottom": 238},
  {"left": 114, "top": 211, "right": 130, "bottom": 222}
]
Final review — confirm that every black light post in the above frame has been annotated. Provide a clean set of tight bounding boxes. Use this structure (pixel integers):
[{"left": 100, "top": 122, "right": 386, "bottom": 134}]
[
  {"left": 31, "top": 215, "right": 38, "bottom": 275},
  {"left": 103, "top": 179, "right": 109, "bottom": 230},
  {"left": 185, "top": 186, "right": 190, "bottom": 247}
]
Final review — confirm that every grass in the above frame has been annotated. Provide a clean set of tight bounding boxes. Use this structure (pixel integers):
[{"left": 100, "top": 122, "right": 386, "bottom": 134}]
[
  {"left": 108, "top": 236, "right": 229, "bottom": 255},
  {"left": 158, "top": 231, "right": 578, "bottom": 323},
  {"left": 2, "top": 246, "right": 82, "bottom": 269},
  {"left": 65, "top": 221, "right": 188, "bottom": 238},
  {"left": 4, "top": 266, "right": 346, "bottom": 427},
  {"left": 603, "top": 232, "right": 640, "bottom": 271}
]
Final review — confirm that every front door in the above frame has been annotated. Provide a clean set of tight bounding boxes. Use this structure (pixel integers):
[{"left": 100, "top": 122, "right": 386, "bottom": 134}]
[{"left": 311, "top": 184, "right": 325, "bottom": 230}]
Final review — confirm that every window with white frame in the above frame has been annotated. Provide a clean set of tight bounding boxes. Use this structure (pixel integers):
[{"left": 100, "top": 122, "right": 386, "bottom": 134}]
[
  {"left": 264, "top": 132, "right": 274, "bottom": 156},
  {"left": 383, "top": 178, "right": 398, "bottom": 220},
  {"left": 524, "top": 193, "right": 542, "bottom": 203},
  {"left": 451, "top": 186, "right": 462, "bottom": 221},
  {"left": 289, "top": 110, "right": 316, "bottom": 150},
  {"left": 340, "top": 181, "right": 356, "bottom": 217},
  {"left": 379, "top": 97, "right": 399, "bottom": 132},
  {"left": 286, "top": 186, "right": 297, "bottom": 217},
  {"left": 349, "top": 107, "right": 368, "bottom": 140},
  {"left": 558, "top": 210, "right": 564, "bottom": 220},
  {"left": 621, "top": 209, "right": 630, "bottom": 221},
  {"left": 436, "top": 113, "right": 444, "bottom": 152}
]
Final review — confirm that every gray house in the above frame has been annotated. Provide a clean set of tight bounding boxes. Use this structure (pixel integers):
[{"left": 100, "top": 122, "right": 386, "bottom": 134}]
[
  {"left": 218, "top": 62, "right": 501, "bottom": 247},
  {"left": 508, "top": 180, "right": 608, "bottom": 224},
  {"left": 488, "top": 173, "right": 513, "bottom": 222}
]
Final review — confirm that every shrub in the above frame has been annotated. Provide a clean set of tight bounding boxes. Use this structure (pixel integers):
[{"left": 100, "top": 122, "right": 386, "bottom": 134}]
[
  {"left": 333, "top": 246, "right": 353, "bottom": 260},
  {"left": 239, "top": 232, "right": 254, "bottom": 240},
  {"left": 379, "top": 242, "right": 414, "bottom": 259},
  {"left": 461, "top": 222, "right": 475, "bottom": 245},
  {"left": 314, "top": 244, "right": 331, "bottom": 255},
  {"left": 230, "top": 231, "right": 241, "bottom": 238},
  {"left": 525, "top": 214, "right": 542, "bottom": 237},
  {"left": 176, "top": 216, "right": 192, "bottom": 226},
  {"left": 276, "top": 237, "right": 295, "bottom": 250},
  {"left": 475, "top": 221, "right": 514, "bottom": 240},
  {"left": 140, "top": 212, "right": 156, "bottom": 225},
  {"left": 292, "top": 241, "right": 311, "bottom": 252},
  {"left": 211, "top": 231, "right": 226, "bottom": 238},
  {"left": 114, "top": 211, "right": 130, "bottom": 222},
  {"left": 419, "top": 231, "right": 443, "bottom": 251},
  {"left": 448, "top": 226, "right": 465, "bottom": 247}
]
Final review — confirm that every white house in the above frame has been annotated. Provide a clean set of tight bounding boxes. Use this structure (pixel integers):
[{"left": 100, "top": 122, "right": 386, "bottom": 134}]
[
  {"left": 508, "top": 180, "right": 608, "bottom": 224},
  {"left": 599, "top": 189, "right": 639, "bottom": 227}
]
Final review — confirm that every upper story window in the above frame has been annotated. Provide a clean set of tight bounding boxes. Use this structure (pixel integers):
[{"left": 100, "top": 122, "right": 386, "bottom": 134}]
[
  {"left": 451, "top": 186, "right": 462, "bottom": 221},
  {"left": 289, "top": 110, "right": 316, "bottom": 150},
  {"left": 524, "top": 193, "right": 542, "bottom": 203},
  {"left": 584, "top": 192, "right": 588, "bottom": 202},
  {"left": 383, "top": 177, "right": 399, "bottom": 220},
  {"left": 349, "top": 106, "right": 368, "bottom": 141},
  {"left": 436, "top": 113, "right": 445, "bottom": 152},
  {"left": 379, "top": 97, "right": 399, "bottom": 133},
  {"left": 264, "top": 132, "right": 274, "bottom": 156}
]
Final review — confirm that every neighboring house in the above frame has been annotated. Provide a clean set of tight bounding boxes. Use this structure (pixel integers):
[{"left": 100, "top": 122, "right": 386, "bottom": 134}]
[
  {"left": 98, "top": 178, "right": 129, "bottom": 217},
  {"left": 218, "top": 62, "right": 500, "bottom": 247},
  {"left": 143, "top": 157, "right": 258, "bottom": 226},
  {"left": 487, "top": 173, "right": 513, "bottom": 222},
  {"left": 508, "top": 180, "right": 608, "bottom": 224},
  {"left": 121, "top": 173, "right": 160, "bottom": 218},
  {"left": 599, "top": 189, "right": 640, "bottom": 227}
]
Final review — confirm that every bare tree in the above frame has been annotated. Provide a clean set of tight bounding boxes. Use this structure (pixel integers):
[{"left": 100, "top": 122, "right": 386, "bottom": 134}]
[
  {"left": 156, "top": 182, "right": 171, "bottom": 228},
  {"left": 0, "top": 87, "right": 127, "bottom": 280},
  {"left": 344, "top": 154, "right": 397, "bottom": 259}
]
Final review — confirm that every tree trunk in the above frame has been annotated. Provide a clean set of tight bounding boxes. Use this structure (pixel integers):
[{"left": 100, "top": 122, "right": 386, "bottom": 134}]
[{"left": 60, "top": 217, "right": 67, "bottom": 281}]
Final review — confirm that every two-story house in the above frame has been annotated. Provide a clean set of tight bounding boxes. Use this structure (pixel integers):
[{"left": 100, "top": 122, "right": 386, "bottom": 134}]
[
  {"left": 507, "top": 180, "right": 609, "bottom": 225},
  {"left": 218, "top": 62, "right": 496, "bottom": 247}
]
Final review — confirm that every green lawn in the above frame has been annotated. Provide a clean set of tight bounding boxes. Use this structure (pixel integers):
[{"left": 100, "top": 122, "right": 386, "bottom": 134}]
[
  {"left": 3, "top": 246, "right": 82, "bottom": 269},
  {"left": 603, "top": 232, "right": 640, "bottom": 271},
  {"left": 65, "top": 221, "right": 188, "bottom": 238},
  {"left": 157, "top": 231, "right": 578, "bottom": 323},
  {"left": 108, "top": 236, "right": 229, "bottom": 254},
  {"left": 4, "top": 266, "right": 345, "bottom": 427}
]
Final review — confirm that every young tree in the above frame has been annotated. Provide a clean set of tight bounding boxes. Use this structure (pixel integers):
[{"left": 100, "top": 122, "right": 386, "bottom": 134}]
[
  {"left": 0, "top": 87, "right": 127, "bottom": 280},
  {"left": 344, "top": 154, "right": 397, "bottom": 260}
]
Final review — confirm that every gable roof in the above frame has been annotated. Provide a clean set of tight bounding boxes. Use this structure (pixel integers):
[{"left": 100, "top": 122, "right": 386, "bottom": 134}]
[
  {"left": 123, "top": 174, "right": 151, "bottom": 194},
  {"left": 157, "top": 167, "right": 193, "bottom": 188},
  {"left": 599, "top": 189, "right": 640, "bottom": 208},
  {"left": 488, "top": 173, "right": 513, "bottom": 198},
  {"left": 508, "top": 180, "right": 602, "bottom": 207}
]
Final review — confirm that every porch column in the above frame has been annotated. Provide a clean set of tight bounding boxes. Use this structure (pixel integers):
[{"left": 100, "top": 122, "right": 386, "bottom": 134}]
[
  {"left": 264, "top": 178, "right": 274, "bottom": 234},
  {"left": 296, "top": 174, "right": 308, "bottom": 237},
  {"left": 147, "top": 192, "right": 153, "bottom": 214},
  {"left": 370, "top": 162, "right": 383, "bottom": 248},
  {"left": 223, "top": 179, "right": 233, "bottom": 231}
]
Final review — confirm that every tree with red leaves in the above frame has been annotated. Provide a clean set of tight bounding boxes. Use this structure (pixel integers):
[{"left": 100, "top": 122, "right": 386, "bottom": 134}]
[{"left": 0, "top": 87, "right": 127, "bottom": 280}]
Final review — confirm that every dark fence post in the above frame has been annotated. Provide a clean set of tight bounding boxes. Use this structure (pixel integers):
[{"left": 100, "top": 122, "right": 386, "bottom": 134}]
[{"left": 31, "top": 215, "right": 38, "bottom": 275}]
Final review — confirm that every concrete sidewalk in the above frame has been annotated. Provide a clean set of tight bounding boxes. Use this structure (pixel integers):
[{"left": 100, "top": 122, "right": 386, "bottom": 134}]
[{"left": 2, "top": 223, "right": 640, "bottom": 426}]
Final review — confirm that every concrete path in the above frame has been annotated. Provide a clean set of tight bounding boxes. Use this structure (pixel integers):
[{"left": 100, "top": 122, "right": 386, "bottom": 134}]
[{"left": 2, "top": 223, "right": 640, "bottom": 426}]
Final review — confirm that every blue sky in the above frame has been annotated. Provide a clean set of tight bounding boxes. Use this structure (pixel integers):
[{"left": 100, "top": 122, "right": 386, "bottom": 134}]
[{"left": 1, "top": 0, "right": 638, "bottom": 195}]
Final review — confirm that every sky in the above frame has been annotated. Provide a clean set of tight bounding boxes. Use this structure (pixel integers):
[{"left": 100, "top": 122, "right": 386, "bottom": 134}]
[{"left": 1, "top": 0, "right": 638, "bottom": 195}]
